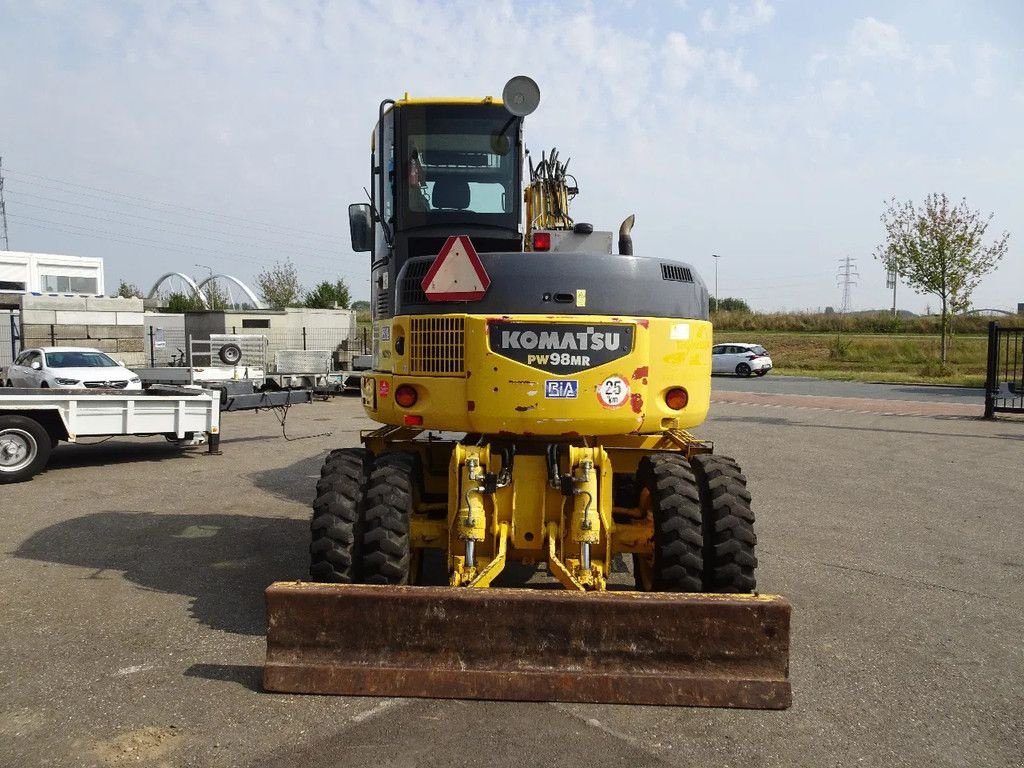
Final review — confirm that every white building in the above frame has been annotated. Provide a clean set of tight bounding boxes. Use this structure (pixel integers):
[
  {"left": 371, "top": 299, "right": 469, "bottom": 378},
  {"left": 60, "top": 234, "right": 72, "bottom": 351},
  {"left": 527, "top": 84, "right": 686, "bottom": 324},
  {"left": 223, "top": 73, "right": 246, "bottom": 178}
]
[{"left": 0, "top": 250, "right": 105, "bottom": 295}]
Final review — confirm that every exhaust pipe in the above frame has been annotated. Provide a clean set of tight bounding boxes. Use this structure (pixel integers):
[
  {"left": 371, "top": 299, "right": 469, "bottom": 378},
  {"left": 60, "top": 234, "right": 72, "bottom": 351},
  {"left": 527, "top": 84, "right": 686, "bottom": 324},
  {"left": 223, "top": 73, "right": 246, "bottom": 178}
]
[{"left": 618, "top": 214, "right": 635, "bottom": 255}]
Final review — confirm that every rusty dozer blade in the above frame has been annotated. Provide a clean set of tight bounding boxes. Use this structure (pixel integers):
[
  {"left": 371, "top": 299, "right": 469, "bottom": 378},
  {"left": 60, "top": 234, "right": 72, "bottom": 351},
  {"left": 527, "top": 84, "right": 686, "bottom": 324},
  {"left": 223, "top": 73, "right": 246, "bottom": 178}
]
[{"left": 264, "top": 583, "right": 791, "bottom": 709}]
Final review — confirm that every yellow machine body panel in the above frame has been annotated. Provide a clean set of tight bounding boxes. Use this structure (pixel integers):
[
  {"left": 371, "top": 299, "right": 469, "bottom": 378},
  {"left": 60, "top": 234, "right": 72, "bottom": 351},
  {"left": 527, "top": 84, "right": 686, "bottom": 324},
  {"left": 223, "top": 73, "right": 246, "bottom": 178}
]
[{"left": 362, "top": 314, "right": 712, "bottom": 435}]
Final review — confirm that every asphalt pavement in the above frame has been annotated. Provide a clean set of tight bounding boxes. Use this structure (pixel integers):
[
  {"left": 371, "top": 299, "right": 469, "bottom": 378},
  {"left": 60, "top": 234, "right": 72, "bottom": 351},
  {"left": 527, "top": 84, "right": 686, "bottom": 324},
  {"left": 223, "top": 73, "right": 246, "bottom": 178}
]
[
  {"left": 712, "top": 373, "right": 982, "bottom": 404},
  {"left": 1, "top": 390, "right": 1021, "bottom": 767}
]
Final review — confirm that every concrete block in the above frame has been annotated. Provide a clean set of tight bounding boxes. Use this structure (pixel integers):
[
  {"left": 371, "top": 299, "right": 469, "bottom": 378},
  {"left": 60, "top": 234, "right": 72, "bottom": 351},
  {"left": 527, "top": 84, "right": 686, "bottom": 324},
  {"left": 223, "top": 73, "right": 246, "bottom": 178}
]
[
  {"left": 20, "top": 309, "right": 56, "bottom": 324},
  {"left": 86, "top": 297, "right": 144, "bottom": 312},
  {"left": 116, "top": 337, "right": 145, "bottom": 353},
  {"left": 45, "top": 338, "right": 117, "bottom": 352},
  {"left": 52, "top": 325, "right": 89, "bottom": 339},
  {"left": 87, "top": 325, "right": 145, "bottom": 340},
  {"left": 55, "top": 310, "right": 119, "bottom": 325},
  {"left": 21, "top": 324, "right": 55, "bottom": 342},
  {"left": 19, "top": 296, "right": 89, "bottom": 311},
  {"left": 114, "top": 312, "right": 145, "bottom": 326}
]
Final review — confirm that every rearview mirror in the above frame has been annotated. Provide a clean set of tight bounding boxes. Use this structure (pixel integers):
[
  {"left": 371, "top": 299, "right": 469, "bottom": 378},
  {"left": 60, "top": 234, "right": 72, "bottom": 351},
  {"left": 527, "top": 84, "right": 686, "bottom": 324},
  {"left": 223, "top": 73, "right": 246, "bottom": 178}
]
[
  {"left": 348, "top": 203, "right": 373, "bottom": 253},
  {"left": 31, "top": 361, "right": 42, "bottom": 370}
]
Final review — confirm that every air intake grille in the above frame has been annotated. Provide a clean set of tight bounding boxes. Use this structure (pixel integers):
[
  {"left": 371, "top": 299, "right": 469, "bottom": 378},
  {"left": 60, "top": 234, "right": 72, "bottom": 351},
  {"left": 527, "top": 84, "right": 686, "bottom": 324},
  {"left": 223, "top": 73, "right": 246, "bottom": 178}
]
[
  {"left": 399, "top": 259, "right": 433, "bottom": 307},
  {"left": 661, "top": 263, "right": 694, "bottom": 282},
  {"left": 410, "top": 316, "right": 465, "bottom": 376}
]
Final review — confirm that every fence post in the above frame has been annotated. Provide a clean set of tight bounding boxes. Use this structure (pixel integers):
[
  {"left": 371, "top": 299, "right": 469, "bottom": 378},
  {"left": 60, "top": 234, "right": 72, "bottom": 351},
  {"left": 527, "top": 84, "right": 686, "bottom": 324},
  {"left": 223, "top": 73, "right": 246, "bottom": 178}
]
[
  {"left": 984, "top": 321, "right": 998, "bottom": 419},
  {"left": 50, "top": 324, "right": 56, "bottom": 345},
  {"left": 149, "top": 326, "right": 156, "bottom": 367},
  {"left": 302, "top": 327, "right": 307, "bottom": 350},
  {"left": 363, "top": 327, "right": 368, "bottom": 354},
  {"left": 8, "top": 313, "right": 16, "bottom": 361}
]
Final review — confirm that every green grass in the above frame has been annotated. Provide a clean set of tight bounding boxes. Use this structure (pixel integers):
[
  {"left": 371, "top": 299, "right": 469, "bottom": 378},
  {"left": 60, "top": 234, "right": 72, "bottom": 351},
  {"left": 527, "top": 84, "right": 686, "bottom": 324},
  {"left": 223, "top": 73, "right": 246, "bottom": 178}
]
[{"left": 714, "top": 330, "right": 988, "bottom": 386}]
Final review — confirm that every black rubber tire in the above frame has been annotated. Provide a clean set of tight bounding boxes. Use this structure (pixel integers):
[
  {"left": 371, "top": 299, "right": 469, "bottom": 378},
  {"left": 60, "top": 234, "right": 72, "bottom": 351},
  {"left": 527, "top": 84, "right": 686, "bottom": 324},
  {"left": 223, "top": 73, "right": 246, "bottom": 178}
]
[
  {"left": 736, "top": 363, "right": 751, "bottom": 377},
  {"left": 691, "top": 454, "right": 757, "bottom": 593},
  {"left": 0, "top": 414, "right": 52, "bottom": 484},
  {"left": 309, "top": 447, "right": 370, "bottom": 583},
  {"left": 755, "top": 369, "right": 768, "bottom": 376},
  {"left": 636, "top": 454, "right": 703, "bottom": 592},
  {"left": 218, "top": 343, "right": 242, "bottom": 365},
  {"left": 39, "top": 381, "right": 49, "bottom": 388},
  {"left": 3, "top": 380, "right": 11, "bottom": 388},
  {"left": 360, "top": 452, "right": 417, "bottom": 585}
]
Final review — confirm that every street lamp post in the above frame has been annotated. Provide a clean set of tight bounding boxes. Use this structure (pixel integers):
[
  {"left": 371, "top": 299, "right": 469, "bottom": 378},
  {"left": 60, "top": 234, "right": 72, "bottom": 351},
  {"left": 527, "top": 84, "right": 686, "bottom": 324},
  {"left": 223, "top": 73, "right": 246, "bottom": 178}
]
[{"left": 712, "top": 254, "right": 721, "bottom": 312}]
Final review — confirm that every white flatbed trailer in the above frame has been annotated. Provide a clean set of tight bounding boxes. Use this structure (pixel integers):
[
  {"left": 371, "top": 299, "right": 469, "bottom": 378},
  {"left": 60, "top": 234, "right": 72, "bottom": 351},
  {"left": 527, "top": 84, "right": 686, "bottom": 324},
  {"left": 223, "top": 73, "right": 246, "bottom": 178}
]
[{"left": 0, "top": 387, "right": 221, "bottom": 484}]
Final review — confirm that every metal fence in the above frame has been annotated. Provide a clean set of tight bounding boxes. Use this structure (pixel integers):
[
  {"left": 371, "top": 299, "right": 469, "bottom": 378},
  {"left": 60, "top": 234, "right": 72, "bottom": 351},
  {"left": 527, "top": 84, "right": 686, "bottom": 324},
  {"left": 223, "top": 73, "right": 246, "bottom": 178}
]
[
  {"left": 984, "top": 321, "right": 1024, "bottom": 417},
  {"left": 0, "top": 311, "right": 20, "bottom": 369},
  {"left": 146, "top": 326, "right": 369, "bottom": 371}
]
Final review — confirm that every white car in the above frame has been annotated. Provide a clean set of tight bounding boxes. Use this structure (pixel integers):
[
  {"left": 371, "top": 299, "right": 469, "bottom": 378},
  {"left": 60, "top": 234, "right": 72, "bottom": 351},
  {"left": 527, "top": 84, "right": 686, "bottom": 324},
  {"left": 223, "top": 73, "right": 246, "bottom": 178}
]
[
  {"left": 711, "top": 343, "right": 773, "bottom": 377},
  {"left": 4, "top": 347, "right": 143, "bottom": 390}
]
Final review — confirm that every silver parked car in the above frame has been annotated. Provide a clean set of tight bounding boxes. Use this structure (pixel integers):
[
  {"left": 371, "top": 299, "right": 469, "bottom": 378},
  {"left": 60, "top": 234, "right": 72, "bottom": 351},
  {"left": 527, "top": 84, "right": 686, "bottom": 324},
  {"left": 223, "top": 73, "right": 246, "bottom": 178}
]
[
  {"left": 711, "top": 343, "right": 773, "bottom": 377},
  {"left": 4, "top": 347, "right": 142, "bottom": 390}
]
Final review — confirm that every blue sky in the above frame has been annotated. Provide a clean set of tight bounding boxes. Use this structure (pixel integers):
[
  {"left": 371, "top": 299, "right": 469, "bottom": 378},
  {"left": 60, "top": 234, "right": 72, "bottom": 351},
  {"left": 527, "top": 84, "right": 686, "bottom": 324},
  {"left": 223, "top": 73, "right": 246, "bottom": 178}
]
[{"left": 1, "top": 0, "right": 1020, "bottom": 312}]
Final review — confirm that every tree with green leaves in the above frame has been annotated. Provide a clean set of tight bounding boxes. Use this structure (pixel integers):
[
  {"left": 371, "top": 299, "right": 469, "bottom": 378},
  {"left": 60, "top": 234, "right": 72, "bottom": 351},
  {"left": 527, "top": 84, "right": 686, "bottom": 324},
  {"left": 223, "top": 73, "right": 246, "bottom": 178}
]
[
  {"left": 202, "top": 280, "right": 229, "bottom": 310},
  {"left": 716, "top": 299, "right": 749, "bottom": 313},
  {"left": 875, "top": 194, "right": 1009, "bottom": 363},
  {"left": 304, "top": 279, "right": 351, "bottom": 309},
  {"left": 256, "top": 260, "right": 303, "bottom": 309},
  {"left": 710, "top": 296, "right": 751, "bottom": 313},
  {"left": 116, "top": 280, "right": 143, "bottom": 299},
  {"left": 165, "top": 292, "right": 206, "bottom": 312}
]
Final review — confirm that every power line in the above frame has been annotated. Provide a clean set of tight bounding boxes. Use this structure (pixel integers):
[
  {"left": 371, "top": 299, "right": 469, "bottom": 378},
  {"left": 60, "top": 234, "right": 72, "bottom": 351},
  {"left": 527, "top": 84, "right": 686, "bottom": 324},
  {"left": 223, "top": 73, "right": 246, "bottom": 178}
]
[
  {"left": 5, "top": 193, "right": 352, "bottom": 268},
  {"left": 0, "top": 157, "right": 9, "bottom": 249},
  {"left": 4, "top": 212, "right": 368, "bottom": 283},
  {"left": 2, "top": 167, "right": 343, "bottom": 247},
  {"left": 836, "top": 256, "right": 860, "bottom": 313}
]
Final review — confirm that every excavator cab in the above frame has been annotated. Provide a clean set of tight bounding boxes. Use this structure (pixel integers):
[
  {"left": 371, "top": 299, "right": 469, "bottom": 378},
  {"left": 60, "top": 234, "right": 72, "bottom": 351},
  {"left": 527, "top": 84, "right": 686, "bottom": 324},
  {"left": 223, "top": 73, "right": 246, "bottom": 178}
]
[{"left": 265, "top": 77, "right": 792, "bottom": 709}]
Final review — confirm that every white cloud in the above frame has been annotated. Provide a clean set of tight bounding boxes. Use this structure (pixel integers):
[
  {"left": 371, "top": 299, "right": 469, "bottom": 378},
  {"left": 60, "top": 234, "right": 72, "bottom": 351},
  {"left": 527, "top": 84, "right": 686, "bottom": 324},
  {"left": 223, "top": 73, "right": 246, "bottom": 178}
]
[
  {"left": 819, "top": 78, "right": 877, "bottom": 116},
  {"left": 663, "top": 32, "right": 706, "bottom": 89},
  {"left": 973, "top": 42, "right": 999, "bottom": 98},
  {"left": 848, "top": 17, "right": 906, "bottom": 60},
  {"left": 711, "top": 50, "right": 758, "bottom": 91},
  {"left": 700, "top": 0, "right": 776, "bottom": 35}
]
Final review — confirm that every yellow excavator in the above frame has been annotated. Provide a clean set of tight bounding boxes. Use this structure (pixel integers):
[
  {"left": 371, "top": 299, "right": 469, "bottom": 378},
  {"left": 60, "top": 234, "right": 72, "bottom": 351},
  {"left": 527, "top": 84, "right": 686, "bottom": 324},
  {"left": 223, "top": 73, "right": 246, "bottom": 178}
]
[{"left": 264, "top": 77, "right": 791, "bottom": 708}]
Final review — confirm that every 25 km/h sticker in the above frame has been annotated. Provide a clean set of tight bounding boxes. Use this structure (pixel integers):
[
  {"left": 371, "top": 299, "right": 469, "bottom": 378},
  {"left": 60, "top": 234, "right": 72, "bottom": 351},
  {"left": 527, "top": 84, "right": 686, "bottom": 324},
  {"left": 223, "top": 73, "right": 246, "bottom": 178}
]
[{"left": 597, "top": 375, "right": 629, "bottom": 408}]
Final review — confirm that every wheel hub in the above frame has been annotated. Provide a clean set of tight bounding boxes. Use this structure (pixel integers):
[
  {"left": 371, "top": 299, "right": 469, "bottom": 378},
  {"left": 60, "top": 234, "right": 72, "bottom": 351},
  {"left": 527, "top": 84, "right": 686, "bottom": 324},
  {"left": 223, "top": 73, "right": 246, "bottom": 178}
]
[{"left": 0, "top": 430, "right": 34, "bottom": 471}]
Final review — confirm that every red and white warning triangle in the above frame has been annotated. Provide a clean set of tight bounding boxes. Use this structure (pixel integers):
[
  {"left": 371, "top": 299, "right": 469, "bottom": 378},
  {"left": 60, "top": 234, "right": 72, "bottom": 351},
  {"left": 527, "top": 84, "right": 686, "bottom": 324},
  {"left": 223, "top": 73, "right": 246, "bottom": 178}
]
[{"left": 420, "top": 235, "right": 491, "bottom": 301}]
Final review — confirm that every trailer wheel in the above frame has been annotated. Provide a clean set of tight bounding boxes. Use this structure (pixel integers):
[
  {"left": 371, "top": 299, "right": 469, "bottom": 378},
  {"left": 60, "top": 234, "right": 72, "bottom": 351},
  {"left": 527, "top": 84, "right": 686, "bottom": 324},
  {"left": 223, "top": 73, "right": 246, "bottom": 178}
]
[
  {"left": 0, "top": 415, "right": 52, "bottom": 484},
  {"left": 360, "top": 452, "right": 417, "bottom": 585},
  {"left": 218, "top": 343, "right": 242, "bottom": 365},
  {"left": 692, "top": 454, "right": 757, "bottom": 593},
  {"left": 310, "top": 448, "right": 370, "bottom": 583},
  {"left": 635, "top": 454, "right": 703, "bottom": 592}
]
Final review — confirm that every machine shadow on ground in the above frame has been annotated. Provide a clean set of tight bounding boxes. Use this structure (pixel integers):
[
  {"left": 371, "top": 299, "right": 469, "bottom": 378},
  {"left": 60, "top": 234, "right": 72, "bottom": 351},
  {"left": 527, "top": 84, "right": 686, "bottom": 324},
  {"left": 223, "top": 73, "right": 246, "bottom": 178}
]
[
  {"left": 248, "top": 452, "right": 327, "bottom": 505},
  {"left": 14, "top": 511, "right": 308, "bottom": 635},
  {"left": 46, "top": 440, "right": 201, "bottom": 471}
]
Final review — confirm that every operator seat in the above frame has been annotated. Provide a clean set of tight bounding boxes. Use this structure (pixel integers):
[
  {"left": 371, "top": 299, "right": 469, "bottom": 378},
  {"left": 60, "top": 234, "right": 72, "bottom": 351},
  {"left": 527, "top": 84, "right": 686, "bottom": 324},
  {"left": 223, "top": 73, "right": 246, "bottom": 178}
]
[{"left": 431, "top": 178, "right": 471, "bottom": 210}]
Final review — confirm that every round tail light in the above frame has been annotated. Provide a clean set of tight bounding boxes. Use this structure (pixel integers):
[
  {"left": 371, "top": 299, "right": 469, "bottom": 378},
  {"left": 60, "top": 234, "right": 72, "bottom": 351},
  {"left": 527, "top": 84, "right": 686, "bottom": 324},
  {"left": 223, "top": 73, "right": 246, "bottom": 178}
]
[
  {"left": 395, "top": 384, "right": 418, "bottom": 408},
  {"left": 665, "top": 387, "right": 689, "bottom": 410}
]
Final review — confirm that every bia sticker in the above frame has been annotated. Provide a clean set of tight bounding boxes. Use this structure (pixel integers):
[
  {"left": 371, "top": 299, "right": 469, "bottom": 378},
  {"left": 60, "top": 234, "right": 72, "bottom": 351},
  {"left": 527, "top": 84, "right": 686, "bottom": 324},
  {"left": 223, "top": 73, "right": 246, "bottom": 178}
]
[
  {"left": 597, "top": 375, "right": 629, "bottom": 408},
  {"left": 378, "top": 380, "right": 390, "bottom": 398},
  {"left": 545, "top": 380, "right": 578, "bottom": 399}
]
